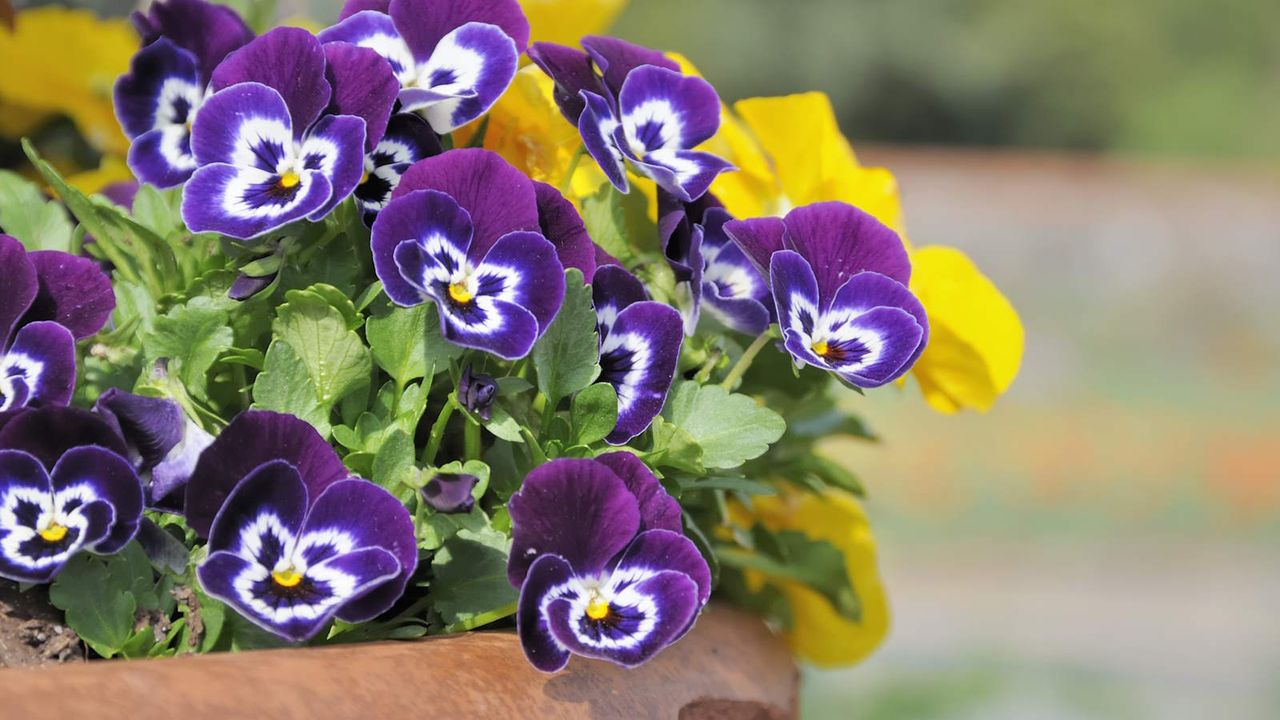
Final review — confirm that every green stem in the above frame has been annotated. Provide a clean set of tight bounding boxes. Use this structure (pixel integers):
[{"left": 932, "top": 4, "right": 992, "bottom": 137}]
[
  {"left": 442, "top": 601, "right": 517, "bottom": 634},
  {"left": 559, "top": 144, "right": 585, "bottom": 195},
  {"left": 693, "top": 349, "right": 723, "bottom": 384},
  {"left": 720, "top": 331, "right": 774, "bottom": 390},
  {"left": 519, "top": 426, "right": 549, "bottom": 466},
  {"left": 422, "top": 396, "right": 458, "bottom": 465},
  {"left": 464, "top": 415, "right": 481, "bottom": 461}
]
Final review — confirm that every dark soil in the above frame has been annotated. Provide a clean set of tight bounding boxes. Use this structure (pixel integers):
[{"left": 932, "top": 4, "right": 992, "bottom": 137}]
[{"left": 0, "top": 581, "right": 82, "bottom": 668}]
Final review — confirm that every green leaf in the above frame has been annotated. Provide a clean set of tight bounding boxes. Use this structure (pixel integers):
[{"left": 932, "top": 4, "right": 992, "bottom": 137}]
[
  {"left": 482, "top": 403, "right": 524, "bottom": 443},
  {"left": 531, "top": 268, "right": 599, "bottom": 405},
  {"left": 142, "top": 297, "right": 234, "bottom": 401},
  {"left": 273, "top": 288, "right": 372, "bottom": 407},
  {"left": 0, "top": 169, "right": 74, "bottom": 251},
  {"left": 430, "top": 528, "right": 517, "bottom": 626},
  {"left": 372, "top": 429, "right": 417, "bottom": 492},
  {"left": 645, "top": 415, "right": 705, "bottom": 473},
  {"left": 717, "top": 528, "right": 860, "bottom": 622},
  {"left": 579, "top": 184, "right": 653, "bottom": 264},
  {"left": 366, "top": 304, "right": 427, "bottom": 386},
  {"left": 130, "top": 184, "right": 184, "bottom": 237},
  {"left": 570, "top": 382, "right": 617, "bottom": 446},
  {"left": 49, "top": 549, "right": 157, "bottom": 658},
  {"left": 677, "top": 475, "right": 776, "bottom": 496},
  {"left": 253, "top": 340, "right": 330, "bottom": 436},
  {"left": 662, "top": 381, "right": 785, "bottom": 469}
]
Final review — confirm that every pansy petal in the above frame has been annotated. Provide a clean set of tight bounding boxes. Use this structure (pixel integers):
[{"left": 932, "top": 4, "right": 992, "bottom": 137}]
[
  {"left": 305, "top": 479, "right": 417, "bottom": 623},
  {"left": 182, "top": 164, "right": 332, "bottom": 240},
  {"left": 477, "top": 231, "right": 566, "bottom": 335},
  {"left": 703, "top": 292, "right": 771, "bottom": 337},
  {"left": 206, "top": 459, "right": 307, "bottom": 564},
  {"left": 701, "top": 209, "right": 772, "bottom": 335},
  {"left": 337, "top": 0, "right": 390, "bottom": 21},
  {"left": 113, "top": 38, "right": 202, "bottom": 140},
  {"left": 3, "top": 322, "right": 76, "bottom": 410},
  {"left": 0, "top": 499, "right": 114, "bottom": 584},
  {"left": 612, "top": 529, "right": 711, "bottom": 605},
  {"left": 299, "top": 114, "right": 368, "bottom": 220},
  {"left": 389, "top": 0, "right": 529, "bottom": 60},
  {"left": 128, "top": 126, "right": 198, "bottom": 188},
  {"left": 516, "top": 553, "right": 574, "bottom": 672},
  {"left": 318, "top": 11, "right": 416, "bottom": 83},
  {"left": 25, "top": 251, "right": 115, "bottom": 340},
  {"left": 150, "top": 419, "right": 214, "bottom": 509},
  {"left": 783, "top": 202, "right": 911, "bottom": 296},
  {"left": 433, "top": 292, "right": 540, "bottom": 360},
  {"left": 92, "top": 388, "right": 183, "bottom": 472},
  {"left": 393, "top": 149, "right": 540, "bottom": 259},
  {"left": 601, "top": 301, "right": 683, "bottom": 444},
  {"left": 723, "top": 216, "right": 787, "bottom": 280},
  {"left": 314, "top": 546, "right": 401, "bottom": 616},
  {"left": 820, "top": 305, "right": 925, "bottom": 389},
  {"left": 323, "top": 42, "right": 398, "bottom": 151},
  {"left": 185, "top": 410, "right": 349, "bottom": 539},
  {"left": 526, "top": 42, "right": 603, "bottom": 124},
  {"left": 593, "top": 453, "right": 681, "bottom": 534},
  {"left": 581, "top": 35, "right": 679, "bottom": 100},
  {"left": 533, "top": 182, "right": 596, "bottom": 280},
  {"left": 404, "top": 22, "right": 518, "bottom": 134},
  {"left": 0, "top": 407, "right": 129, "bottom": 471},
  {"left": 49, "top": 446, "right": 143, "bottom": 555},
  {"left": 630, "top": 149, "right": 733, "bottom": 204},
  {"left": 132, "top": 0, "right": 253, "bottom": 84},
  {"left": 189, "top": 82, "right": 293, "bottom": 169},
  {"left": 618, "top": 66, "right": 720, "bottom": 153},
  {"left": 0, "top": 236, "right": 37, "bottom": 349},
  {"left": 371, "top": 188, "right": 475, "bottom": 306},
  {"left": 770, "top": 250, "right": 822, "bottom": 357},
  {"left": 578, "top": 91, "right": 627, "bottom": 193},
  {"left": 590, "top": 265, "right": 647, "bottom": 338},
  {"left": 545, "top": 569, "right": 698, "bottom": 668},
  {"left": 211, "top": 27, "right": 330, "bottom": 136},
  {"left": 507, "top": 458, "right": 641, "bottom": 587},
  {"left": 197, "top": 551, "right": 321, "bottom": 642}
]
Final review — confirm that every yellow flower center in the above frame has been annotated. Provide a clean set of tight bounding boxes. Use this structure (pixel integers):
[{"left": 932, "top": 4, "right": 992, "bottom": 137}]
[
  {"left": 38, "top": 522, "right": 68, "bottom": 543},
  {"left": 585, "top": 599, "right": 610, "bottom": 621},
  {"left": 447, "top": 282, "right": 474, "bottom": 304},
  {"left": 278, "top": 171, "right": 301, "bottom": 189},
  {"left": 359, "top": 171, "right": 370, "bottom": 185},
  {"left": 811, "top": 339, "right": 830, "bottom": 357},
  {"left": 272, "top": 568, "right": 304, "bottom": 588}
]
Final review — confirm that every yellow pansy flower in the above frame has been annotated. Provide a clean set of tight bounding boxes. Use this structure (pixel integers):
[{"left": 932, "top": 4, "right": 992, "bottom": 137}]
[
  {"left": 520, "top": 0, "right": 627, "bottom": 48},
  {"left": 0, "top": 7, "right": 136, "bottom": 156},
  {"left": 734, "top": 488, "right": 890, "bottom": 667}
]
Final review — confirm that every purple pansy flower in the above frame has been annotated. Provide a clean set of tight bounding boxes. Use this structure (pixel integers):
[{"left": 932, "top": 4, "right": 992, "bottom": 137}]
[
  {"left": 114, "top": 0, "right": 254, "bottom": 187},
  {"left": 180, "top": 28, "right": 374, "bottom": 239},
  {"left": 0, "top": 236, "right": 114, "bottom": 414},
  {"left": 529, "top": 36, "right": 731, "bottom": 202},
  {"left": 659, "top": 192, "right": 772, "bottom": 336},
  {"left": 319, "top": 0, "right": 528, "bottom": 133},
  {"left": 421, "top": 472, "right": 479, "bottom": 514},
  {"left": 725, "top": 201, "right": 930, "bottom": 388},
  {"left": 0, "top": 408, "right": 144, "bottom": 583},
  {"left": 372, "top": 149, "right": 568, "bottom": 360},
  {"left": 187, "top": 410, "right": 417, "bottom": 640},
  {"left": 508, "top": 455, "right": 709, "bottom": 672},
  {"left": 591, "top": 266, "right": 683, "bottom": 444}
]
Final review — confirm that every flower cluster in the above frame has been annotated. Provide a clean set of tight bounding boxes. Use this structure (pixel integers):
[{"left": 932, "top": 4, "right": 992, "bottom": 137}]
[{"left": 0, "top": 0, "right": 1021, "bottom": 673}]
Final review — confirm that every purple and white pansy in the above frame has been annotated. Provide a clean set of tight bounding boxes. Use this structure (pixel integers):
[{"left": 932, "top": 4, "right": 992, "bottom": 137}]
[
  {"left": 114, "top": 0, "right": 254, "bottom": 187},
  {"left": 372, "top": 149, "right": 567, "bottom": 360},
  {"left": 591, "top": 266, "right": 683, "bottom": 444},
  {"left": 658, "top": 192, "right": 772, "bottom": 336},
  {"left": 530, "top": 36, "right": 732, "bottom": 202},
  {"left": 188, "top": 410, "right": 417, "bottom": 641},
  {"left": 0, "top": 236, "right": 114, "bottom": 414},
  {"left": 725, "top": 201, "right": 930, "bottom": 388},
  {"left": 180, "top": 28, "right": 375, "bottom": 239},
  {"left": 508, "top": 455, "right": 710, "bottom": 672},
  {"left": 354, "top": 113, "right": 442, "bottom": 224},
  {"left": 319, "top": 0, "right": 528, "bottom": 133},
  {"left": 0, "top": 408, "right": 144, "bottom": 583}
]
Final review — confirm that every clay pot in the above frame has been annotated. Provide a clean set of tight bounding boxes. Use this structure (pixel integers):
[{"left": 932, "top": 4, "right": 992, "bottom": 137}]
[{"left": 0, "top": 604, "right": 796, "bottom": 719}]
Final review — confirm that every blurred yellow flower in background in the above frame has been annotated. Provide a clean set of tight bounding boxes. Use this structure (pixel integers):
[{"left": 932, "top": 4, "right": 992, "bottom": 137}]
[
  {"left": 739, "top": 489, "right": 890, "bottom": 668},
  {"left": 65, "top": 155, "right": 134, "bottom": 196},
  {"left": 0, "top": 7, "right": 135, "bottom": 156},
  {"left": 520, "top": 0, "right": 627, "bottom": 48}
]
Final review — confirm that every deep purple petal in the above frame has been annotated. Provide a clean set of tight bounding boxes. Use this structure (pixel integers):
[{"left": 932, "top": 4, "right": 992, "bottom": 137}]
[
  {"left": 23, "top": 251, "right": 115, "bottom": 340},
  {"left": 630, "top": 149, "right": 733, "bottom": 204},
  {"left": 700, "top": 208, "right": 772, "bottom": 335},
  {"left": 545, "top": 569, "right": 698, "bottom": 668},
  {"left": 182, "top": 164, "right": 332, "bottom": 240},
  {"left": 305, "top": 479, "right": 418, "bottom": 623},
  {"left": 48, "top": 446, "right": 144, "bottom": 555},
  {"left": 612, "top": 529, "right": 710, "bottom": 605},
  {"left": 433, "top": 291, "right": 540, "bottom": 360},
  {"left": 400, "top": 22, "right": 518, "bottom": 134},
  {"left": 92, "top": 388, "right": 183, "bottom": 472},
  {"left": 393, "top": 149, "right": 540, "bottom": 259},
  {"left": 150, "top": 419, "right": 213, "bottom": 508},
  {"left": 580, "top": 35, "right": 679, "bottom": 100},
  {"left": 211, "top": 27, "right": 330, "bottom": 136},
  {"left": 128, "top": 127, "right": 198, "bottom": 188},
  {"left": 591, "top": 264, "right": 647, "bottom": 338},
  {"left": 421, "top": 472, "right": 478, "bottom": 514},
  {"left": 389, "top": 0, "right": 529, "bottom": 59},
  {"left": 478, "top": 231, "right": 566, "bottom": 336},
  {"left": 337, "top": 0, "right": 390, "bottom": 20},
  {"left": 534, "top": 182, "right": 596, "bottom": 281},
  {"left": 318, "top": 11, "right": 416, "bottom": 83},
  {"left": 823, "top": 306, "right": 924, "bottom": 388},
  {"left": 184, "top": 410, "right": 349, "bottom": 539},
  {"left": 782, "top": 201, "right": 911, "bottom": 296},
  {"left": 371, "top": 188, "right": 475, "bottom": 306},
  {"left": 206, "top": 460, "right": 309, "bottom": 558},
  {"left": 0, "top": 235, "right": 37, "bottom": 349},
  {"left": 3, "top": 322, "right": 75, "bottom": 411},
  {"left": 190, "top": 82, "right": 293, "bottom": 168},
  {"left": 831, "top": 270, "right": 930, "bottom": 362},
  {"left": 132, "top": 0, "right": 253, "bottom": 84},
  {"left": 300, "top": 114, "right": 368, "bottom": 220},
  {"left": 0, "top": 407, "right": 128, "bottom": 471},
  {"left": 600, "top": 302, "right": 683, "bottom": 444},
  {"left": 578, "top": 91, "right": 627, "bottom": 194},
  {"left": 323, "top": 42, "right": 398, "bottom": 151},
  {"left": 618, "top": 66, "right": 720, "bottom": 152},
  {"left": 507, "top": 458, "right": 641, "bottom": 587},
  {"left": 722, "top": 216, "right": 787, "bottom": 281},
  {"left": 771, "top": 250, "right": 822, "bottom": 353},
  {"left": 526, "top": 42, "right": 604, "bottom": 124},
  {"left": 593, "top": 453, "right": 681, "bottom": 534},
  {"left": 516, "top": 553, "right": 573, "bottom": 672},
  {"left": 113, "top": 38, "right": 202, "bottom": 140}
]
